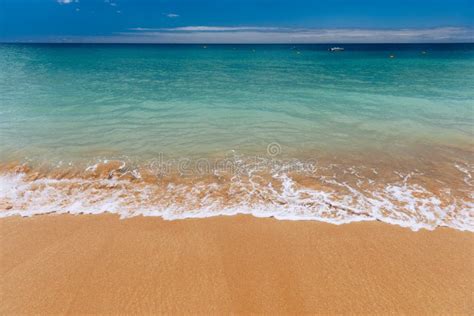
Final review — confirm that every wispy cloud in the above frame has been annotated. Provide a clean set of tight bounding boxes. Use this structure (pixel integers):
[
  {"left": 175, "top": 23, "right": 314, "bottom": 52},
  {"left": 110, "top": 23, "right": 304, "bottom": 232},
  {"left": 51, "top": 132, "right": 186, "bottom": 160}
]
[
  {"left": 118, "top": 26, "right": 473, "bottom": 43},
  {"left": 17, "top": 26, "right": 473, "bottom": 43},
  {"left": 104, "top": 0, "right": 117, "bottom": 6},
  {"left": 166, "top": 13, "right": 180, "bottom": 18},
  {"left": 57, "top": 0, "right": 78, "bottom": 4},
  {"left": 129, "top": 26, "right": 279, "bottom": 32}
]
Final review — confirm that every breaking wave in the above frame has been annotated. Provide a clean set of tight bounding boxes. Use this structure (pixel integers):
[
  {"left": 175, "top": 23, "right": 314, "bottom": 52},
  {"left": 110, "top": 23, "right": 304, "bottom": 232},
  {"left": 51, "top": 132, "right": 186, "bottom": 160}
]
[{"left": 0, "top": 157, "right": 472, "bottom": 232}]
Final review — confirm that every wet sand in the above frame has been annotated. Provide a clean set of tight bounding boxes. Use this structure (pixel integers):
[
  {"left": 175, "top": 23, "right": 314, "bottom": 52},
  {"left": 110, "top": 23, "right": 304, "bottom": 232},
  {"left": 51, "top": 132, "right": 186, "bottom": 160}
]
[{"left": 0, "top": 214, "right": 472, "bottom": 314}]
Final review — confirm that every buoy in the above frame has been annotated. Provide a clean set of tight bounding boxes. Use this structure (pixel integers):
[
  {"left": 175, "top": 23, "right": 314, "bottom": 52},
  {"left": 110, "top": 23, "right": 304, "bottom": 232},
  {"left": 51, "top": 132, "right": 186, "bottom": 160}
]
[{"left": 389, "top": 55, "right": 395, "bottom": 58}]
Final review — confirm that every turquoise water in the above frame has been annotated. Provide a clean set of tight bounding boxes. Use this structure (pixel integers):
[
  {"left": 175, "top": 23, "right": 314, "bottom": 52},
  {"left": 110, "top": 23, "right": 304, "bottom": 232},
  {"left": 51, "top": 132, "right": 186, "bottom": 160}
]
[
  {"left": 0, "top": 44, "right": 473, "bottom": 230},
  {"left": 1, "top": 44, "right": 473, "bottom": 160}
]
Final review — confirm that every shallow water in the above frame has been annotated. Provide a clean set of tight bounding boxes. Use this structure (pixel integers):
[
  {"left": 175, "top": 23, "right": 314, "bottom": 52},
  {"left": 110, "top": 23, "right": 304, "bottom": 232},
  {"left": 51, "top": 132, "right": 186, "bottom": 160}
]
[{"left": 0, "top": 44, "right": 473, "bottom": 230}]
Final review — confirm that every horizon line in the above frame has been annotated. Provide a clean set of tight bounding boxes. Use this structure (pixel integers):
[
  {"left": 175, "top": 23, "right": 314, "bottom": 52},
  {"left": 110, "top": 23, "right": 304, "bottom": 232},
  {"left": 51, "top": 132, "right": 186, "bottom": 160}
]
[{"left": 1, "top": 41, "right": 474, "bottom": 45}]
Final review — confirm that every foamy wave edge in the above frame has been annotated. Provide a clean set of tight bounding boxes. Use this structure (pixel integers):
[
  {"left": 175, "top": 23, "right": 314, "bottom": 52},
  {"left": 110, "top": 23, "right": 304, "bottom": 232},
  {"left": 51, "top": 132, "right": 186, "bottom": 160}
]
[{"left": 1, "top": 172, "right": 473, "bottom": 232}]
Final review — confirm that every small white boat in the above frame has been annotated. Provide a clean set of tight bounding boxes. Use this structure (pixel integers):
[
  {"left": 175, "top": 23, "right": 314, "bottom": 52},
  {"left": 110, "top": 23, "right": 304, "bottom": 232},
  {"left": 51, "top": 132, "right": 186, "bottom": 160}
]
[{"left": 329, "top": 47, "right": 344, "bottom": 52}]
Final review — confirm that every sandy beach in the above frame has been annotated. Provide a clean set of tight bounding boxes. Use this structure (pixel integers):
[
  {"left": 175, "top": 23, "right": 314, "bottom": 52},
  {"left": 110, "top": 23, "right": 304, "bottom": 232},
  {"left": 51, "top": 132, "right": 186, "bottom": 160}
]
[{"left": 0, "top": 214, "right": 472, "bottom": 314}]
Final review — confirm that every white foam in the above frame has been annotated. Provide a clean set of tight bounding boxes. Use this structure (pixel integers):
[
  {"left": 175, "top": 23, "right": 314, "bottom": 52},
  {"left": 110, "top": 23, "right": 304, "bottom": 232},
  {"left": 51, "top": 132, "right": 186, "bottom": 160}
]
[
  {"left": 0, "top": 167, "right": 473, "bottom": 232},
  {"left": 455, "top": 163, "right": 474, "bottom": 186}
]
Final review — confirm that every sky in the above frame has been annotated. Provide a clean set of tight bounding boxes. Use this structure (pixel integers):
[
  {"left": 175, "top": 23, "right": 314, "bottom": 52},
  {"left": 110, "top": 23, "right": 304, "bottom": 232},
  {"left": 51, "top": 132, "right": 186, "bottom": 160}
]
[{"left": 0, "top": 0, "right": 473, "bottom": 43}]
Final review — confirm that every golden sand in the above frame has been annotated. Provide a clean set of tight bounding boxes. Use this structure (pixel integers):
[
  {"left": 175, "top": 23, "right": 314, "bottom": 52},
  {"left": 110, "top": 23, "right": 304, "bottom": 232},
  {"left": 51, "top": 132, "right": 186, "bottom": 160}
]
[{"left": 1, "top": 214, "right": 472, "bottom": 314}]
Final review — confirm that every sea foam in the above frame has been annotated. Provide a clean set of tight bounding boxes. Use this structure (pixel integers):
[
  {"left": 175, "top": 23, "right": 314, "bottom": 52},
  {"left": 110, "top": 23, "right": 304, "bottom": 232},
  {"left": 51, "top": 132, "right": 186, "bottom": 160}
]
[{"left": 1, "top": 161, "right": 472, "bottom": 232}]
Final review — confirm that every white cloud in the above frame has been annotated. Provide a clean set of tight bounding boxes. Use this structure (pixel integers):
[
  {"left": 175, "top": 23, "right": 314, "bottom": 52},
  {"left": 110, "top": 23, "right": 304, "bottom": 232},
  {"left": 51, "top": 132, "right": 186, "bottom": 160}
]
[
  {"left": 147, "top": 26, "right": 279, "bottom": 32},
  {"left": 119, "top": 26, "right": 474, "bottom": 43},
  {"left": 21, "top": 26, "right": 473, "bottom": 43},
  {"left": 57, "top": 0, "right": 78, "bottom": 4},
  {"left": 166, "top": 13, "right": 180, "bottom": 18}
]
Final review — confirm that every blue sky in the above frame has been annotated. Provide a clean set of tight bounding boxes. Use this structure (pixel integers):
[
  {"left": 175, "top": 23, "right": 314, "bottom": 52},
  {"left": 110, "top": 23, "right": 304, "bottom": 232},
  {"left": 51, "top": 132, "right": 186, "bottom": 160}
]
[{"left": 1, "top": 0, "right": 473, "bottom": 43}]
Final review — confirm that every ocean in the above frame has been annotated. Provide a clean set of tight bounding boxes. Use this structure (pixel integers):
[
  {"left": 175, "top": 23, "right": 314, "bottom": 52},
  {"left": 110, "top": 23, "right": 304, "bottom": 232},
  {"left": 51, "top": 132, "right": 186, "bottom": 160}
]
[{"left": 0, "top": 43, "right": 473, "bottom": 230}]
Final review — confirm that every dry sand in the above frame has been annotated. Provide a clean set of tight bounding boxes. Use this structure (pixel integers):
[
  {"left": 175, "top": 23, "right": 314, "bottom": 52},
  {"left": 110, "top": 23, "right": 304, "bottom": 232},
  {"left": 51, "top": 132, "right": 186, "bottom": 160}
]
[{"left": 1, "top": 214, "right": 472, "bottom": 314}]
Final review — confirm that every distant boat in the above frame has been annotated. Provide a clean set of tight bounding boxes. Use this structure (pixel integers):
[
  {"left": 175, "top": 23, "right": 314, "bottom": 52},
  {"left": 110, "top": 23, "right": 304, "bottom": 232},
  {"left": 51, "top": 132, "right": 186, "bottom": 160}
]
[{"left": 329, "top": 47, "right": 344, "bottom": 52}]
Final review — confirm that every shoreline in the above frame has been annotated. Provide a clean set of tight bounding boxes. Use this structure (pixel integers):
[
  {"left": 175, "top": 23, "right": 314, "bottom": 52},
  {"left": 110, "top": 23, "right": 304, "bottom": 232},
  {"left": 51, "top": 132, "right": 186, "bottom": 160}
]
[
  {"left": 1, "top": 214, "right": 472, "bottom": 314},
  {"left": 2, "top": 211, "right": 473, "bottom": 233},
  {"left": 1, "top": 151, "right": 473, "bottom": 232}
]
